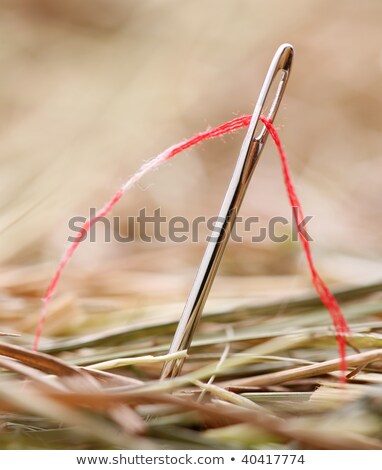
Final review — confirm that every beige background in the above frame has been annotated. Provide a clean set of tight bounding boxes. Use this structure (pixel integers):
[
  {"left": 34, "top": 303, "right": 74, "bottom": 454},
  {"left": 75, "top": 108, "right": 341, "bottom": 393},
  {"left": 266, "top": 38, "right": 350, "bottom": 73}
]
[{"left": 0, "top": 1, "right": 381, "bottom": 333}]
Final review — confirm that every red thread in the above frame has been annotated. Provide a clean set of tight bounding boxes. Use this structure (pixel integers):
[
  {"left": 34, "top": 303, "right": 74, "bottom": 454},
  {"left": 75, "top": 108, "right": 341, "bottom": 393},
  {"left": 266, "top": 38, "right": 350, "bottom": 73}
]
[
  {"left": 33, "top": 115, "right": 252, "bottom": 351},
  {"left": 260, "top": 116, "right": 349, "bottom": 383},
  {"left": 33, "top": 187, "right": 125, "bottom": 351},
  {"left": 34, "top": 113, "right": 349, "bottom": 384}
]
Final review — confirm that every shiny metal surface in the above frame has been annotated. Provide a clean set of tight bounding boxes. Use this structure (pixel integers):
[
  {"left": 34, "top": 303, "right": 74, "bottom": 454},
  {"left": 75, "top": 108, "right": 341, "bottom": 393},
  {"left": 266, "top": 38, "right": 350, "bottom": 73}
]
[{"left": 161, "top": 44, "right": 294, "bottom": 379}]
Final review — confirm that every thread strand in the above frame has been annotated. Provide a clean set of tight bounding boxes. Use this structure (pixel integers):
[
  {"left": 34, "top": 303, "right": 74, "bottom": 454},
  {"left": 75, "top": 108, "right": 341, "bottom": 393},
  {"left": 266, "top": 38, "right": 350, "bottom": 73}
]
[
  {"left": 33, "top": 115, "right": 251, "bottom": 351},
  {"left": 34, "top": 114, "right": 349, "bottom": 385},
  {"left": 260, "top": 116, "right": 349, "bottom": 382}
]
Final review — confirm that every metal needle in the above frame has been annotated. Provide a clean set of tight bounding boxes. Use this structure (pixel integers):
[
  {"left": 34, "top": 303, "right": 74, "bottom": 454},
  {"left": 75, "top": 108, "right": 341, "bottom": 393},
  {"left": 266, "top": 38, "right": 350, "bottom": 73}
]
[{"left": 161, "top": 43, "right": 294, "bottom": 380}]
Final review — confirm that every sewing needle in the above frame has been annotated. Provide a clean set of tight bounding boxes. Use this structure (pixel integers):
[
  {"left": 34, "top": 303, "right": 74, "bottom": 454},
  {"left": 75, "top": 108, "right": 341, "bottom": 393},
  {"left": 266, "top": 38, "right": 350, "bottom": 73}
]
[{"left": 161, "top": 43, "right": 294, "bottom": 379}]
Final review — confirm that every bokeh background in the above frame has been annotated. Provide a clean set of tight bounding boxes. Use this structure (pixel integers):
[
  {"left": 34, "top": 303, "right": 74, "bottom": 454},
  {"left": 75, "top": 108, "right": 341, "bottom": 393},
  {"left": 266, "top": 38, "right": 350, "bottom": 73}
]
[{"left": 0, "top": 0, "right": 381, "bottom": 340}]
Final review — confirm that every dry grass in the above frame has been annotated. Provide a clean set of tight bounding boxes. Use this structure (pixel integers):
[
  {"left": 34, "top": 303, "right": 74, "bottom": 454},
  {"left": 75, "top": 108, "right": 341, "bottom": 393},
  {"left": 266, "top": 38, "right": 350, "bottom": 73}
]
[{"left": 0, "top": 279, "right": 381, "bottom": 449}]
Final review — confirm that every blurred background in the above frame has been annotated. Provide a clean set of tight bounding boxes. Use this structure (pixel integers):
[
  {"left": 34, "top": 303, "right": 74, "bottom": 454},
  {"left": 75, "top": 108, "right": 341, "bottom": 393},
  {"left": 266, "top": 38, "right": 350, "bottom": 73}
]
[{"left": 0, "top": 0, "right": 381, "bottom": 339}]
